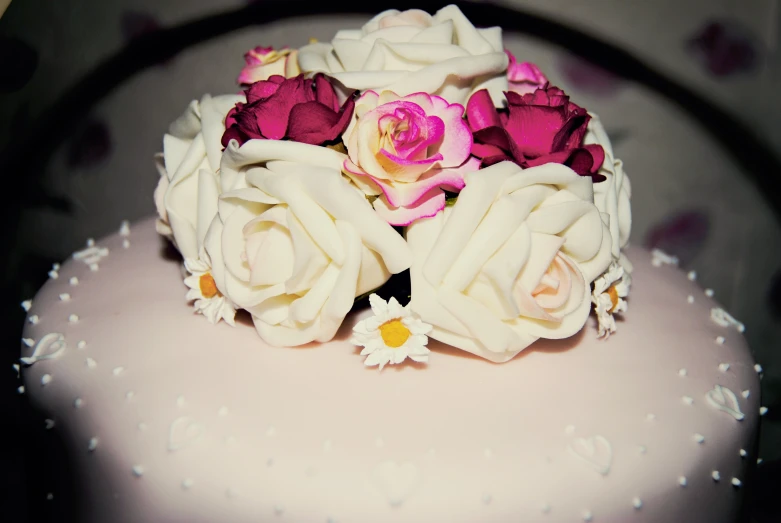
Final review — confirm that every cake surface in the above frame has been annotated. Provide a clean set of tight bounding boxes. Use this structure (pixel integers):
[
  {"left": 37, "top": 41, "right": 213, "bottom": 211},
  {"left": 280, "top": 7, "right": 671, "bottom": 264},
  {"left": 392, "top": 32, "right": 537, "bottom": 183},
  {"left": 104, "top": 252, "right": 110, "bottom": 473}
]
[{"left": 21, "top": 218, "right": 760, "bottom": 522}]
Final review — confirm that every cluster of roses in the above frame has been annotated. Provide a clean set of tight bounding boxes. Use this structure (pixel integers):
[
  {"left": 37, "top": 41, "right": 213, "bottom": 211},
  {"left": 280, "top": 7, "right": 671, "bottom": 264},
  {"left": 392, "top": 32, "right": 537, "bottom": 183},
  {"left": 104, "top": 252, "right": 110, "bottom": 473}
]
[
  {"left": 155, "top": 6, "right": 631, "bottom": 364},
  {"left": 223, "top": 50, "right": 604, "bottom": 226}
]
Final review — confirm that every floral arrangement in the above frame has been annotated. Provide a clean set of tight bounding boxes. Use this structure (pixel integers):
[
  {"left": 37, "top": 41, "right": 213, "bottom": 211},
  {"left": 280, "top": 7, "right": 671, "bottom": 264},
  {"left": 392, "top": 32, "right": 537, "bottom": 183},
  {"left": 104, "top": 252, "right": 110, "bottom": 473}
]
[{"left": 154, "top": 5, "right": 632, "bottom": 368}]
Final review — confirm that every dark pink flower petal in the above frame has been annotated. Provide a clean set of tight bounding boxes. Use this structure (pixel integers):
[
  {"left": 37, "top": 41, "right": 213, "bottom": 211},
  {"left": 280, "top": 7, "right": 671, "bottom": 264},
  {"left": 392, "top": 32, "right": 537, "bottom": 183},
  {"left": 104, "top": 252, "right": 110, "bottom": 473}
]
[
  {"left": 245, "top": 76, "right": 284, "bottom": 103},
  {"left": 287, "top": 96, "right": 355, "bottom": 145},
  {"left": 314, "top": 73, "right": 340, "bottom": 111},
  {"left": 503, "top": 104, "right": 567, "bottom": 158},
  {"left": 222, "top": 74, "right": 356, "bottom": 148},
  {"left": 466, "top": 89, "right": 503, "bottom": 132}
]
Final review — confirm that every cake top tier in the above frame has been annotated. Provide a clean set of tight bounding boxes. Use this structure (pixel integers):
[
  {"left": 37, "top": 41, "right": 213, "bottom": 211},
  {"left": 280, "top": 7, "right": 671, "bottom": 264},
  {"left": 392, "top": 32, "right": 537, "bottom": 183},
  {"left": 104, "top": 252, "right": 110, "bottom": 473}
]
[{"left": 153, "top": 4, "right": 632, "bottom": 367}]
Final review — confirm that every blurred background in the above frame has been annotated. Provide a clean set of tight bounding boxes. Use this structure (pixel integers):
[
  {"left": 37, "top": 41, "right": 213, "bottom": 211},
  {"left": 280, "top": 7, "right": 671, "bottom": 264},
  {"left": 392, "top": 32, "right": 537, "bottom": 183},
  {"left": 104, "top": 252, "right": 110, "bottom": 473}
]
[{"left": 1, "top": 0, "right": 780, "bottom": 521}]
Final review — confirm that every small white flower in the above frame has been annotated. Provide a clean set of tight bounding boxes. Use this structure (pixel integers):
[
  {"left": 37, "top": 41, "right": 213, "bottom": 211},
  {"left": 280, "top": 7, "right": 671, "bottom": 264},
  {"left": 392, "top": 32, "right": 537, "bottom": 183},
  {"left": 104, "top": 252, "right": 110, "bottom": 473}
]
[
  {"left": 591, "top": 262, "right": 630, "bottom": 338},
  {"left": 351, "top": 294, "right": 432, "bottom": 370},
  {"left": 183, "top": 249, "right": 236, "bottom": 326}
]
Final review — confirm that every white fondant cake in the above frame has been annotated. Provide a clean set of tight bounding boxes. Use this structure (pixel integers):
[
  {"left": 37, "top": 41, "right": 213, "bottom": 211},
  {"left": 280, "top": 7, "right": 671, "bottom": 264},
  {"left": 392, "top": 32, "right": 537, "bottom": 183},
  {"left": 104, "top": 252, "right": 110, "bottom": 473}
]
[
  {"left": 21, "top": 218, "right": 760, "bottom": 522},
  {"left": 18, "top": 5, "right": 763, "bottom": 522}
]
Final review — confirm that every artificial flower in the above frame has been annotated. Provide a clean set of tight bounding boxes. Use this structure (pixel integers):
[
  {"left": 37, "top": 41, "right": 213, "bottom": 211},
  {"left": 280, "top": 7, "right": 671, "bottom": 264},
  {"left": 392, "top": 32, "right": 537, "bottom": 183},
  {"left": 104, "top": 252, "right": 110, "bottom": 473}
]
[
  {"left": 204, "top": 139, "right": 412, "bottom": 347},
  {"left": 238, "top": 46, "right": 300, "bottom": 86},
  {"left": 184, "top": 249, "right": 237, "bottom": 326},
  {"left": 505, "top": 51, "right": 548, "bottom": 95},
  {"left": 465, "top": 85, "right": 606, "bottom": 180},
  {"left": 297, "top": 5, "right": 508, "bottom": 106},
  {"left": 351, "top": 294, "right": 432, "bottom": 370},
  {"left": 407, "top": 161, "right": 613, "bottom": 362},
  {"left": 591, "top": 261, "right": 630, "bottom": 338},
  {"left": 155, "top": 93, "right": 243, "bottom": 259},
  {"left": 583, "top": 113, "right": 632, "bottom": 260},
  {"left": 342, "top": 90, "right": 480, "bottom": 226},
  {"left": 221, "top": 73, "right": 355, "bottom": 147}
]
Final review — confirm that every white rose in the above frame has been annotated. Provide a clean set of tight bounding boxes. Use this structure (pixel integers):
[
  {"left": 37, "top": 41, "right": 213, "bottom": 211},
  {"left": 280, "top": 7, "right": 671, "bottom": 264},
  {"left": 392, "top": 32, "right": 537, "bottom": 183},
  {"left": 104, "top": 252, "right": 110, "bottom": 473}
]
[
  {"left": 407, "top": 162, "right": 613, "bottom": 363},
  {"left": 583, "top": 113, "right": 632, "bottom": 261},
  {"left": 154, "top": 93, "right": 243, "bottom": 259},
  {"left": 204, "top": 139, "right": 412, "bottom": 346},
  {"left": 297, "top": 5, "right": 509, "bottom": 106}
]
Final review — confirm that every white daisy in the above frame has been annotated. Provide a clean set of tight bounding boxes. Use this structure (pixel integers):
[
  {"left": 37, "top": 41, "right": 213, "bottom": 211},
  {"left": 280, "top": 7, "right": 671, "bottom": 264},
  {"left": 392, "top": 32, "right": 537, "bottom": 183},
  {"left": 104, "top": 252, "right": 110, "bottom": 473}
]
[
  {"left": 351, "top": 294, "right": 432, "bottom": 370},
  {"left": 183, "top": 250, "right": 236, "bottom": 326},
  {"left": 591, "top": 261, "right": 630, "bottom": 338}
]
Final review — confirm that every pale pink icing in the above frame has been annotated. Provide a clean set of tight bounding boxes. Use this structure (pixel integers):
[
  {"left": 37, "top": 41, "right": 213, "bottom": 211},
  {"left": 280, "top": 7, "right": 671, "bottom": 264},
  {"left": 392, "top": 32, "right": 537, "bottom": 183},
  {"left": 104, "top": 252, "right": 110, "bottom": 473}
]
[{"left": 21, "top": 218, "right": 760, "bottom": 522}]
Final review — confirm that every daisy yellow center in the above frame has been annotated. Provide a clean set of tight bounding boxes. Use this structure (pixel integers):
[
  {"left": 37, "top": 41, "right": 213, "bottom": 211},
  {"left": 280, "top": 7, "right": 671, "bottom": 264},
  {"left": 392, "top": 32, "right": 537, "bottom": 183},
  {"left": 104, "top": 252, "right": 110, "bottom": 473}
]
[
  {"left": 379, "top": 319, "right": 411, "bottom": 348},
  {"left": 199, "top": 273, "right": 219, "bottom": 299},
  {"left": 607, "top": 285, "right": 620, "bottom": 313}
]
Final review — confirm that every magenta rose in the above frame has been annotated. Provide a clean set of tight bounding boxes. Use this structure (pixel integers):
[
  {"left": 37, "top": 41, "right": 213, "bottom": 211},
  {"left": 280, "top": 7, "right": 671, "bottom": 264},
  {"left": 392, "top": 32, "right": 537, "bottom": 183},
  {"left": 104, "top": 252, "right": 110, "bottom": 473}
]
[
  {"left": 221, "top": 73, "right": 355, "bottom": 147},
  {"left": 465, "top": 85, "right": 605, "bottom": 181},
  {"left": 505, "top": 51, "right": 548, "bottom": 95}
]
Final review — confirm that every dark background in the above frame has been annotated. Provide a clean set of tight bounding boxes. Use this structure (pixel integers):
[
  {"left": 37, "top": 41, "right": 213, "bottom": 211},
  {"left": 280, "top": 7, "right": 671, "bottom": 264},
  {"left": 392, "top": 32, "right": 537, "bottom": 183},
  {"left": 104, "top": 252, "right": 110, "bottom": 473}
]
[{"left": 1, "top": 0, "right": 780, "bottom": 521}]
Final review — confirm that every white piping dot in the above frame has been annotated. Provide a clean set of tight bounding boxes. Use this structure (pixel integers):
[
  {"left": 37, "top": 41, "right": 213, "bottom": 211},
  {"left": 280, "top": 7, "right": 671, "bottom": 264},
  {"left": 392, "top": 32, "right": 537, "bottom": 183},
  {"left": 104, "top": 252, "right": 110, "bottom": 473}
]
[
  {"left": 68, "top": 314, "right": 79, "bottom": 323},
  {"left": 742, "top": 390, "right": 750, "bottom": 399},
  {"left": 718, "top": 363, "right": 730, "bottom": 372},
  {"left": 687, "top": 295, "right": 694, "bottom": 304},
  {"left": 41, "top": 374, "right": 52, "bottom": 386},
  {"left": 77, "top": 340, "right": 87, "bottom": 349},
  {"left": 687, "top": 271, "right": 697, "bottom": 281},
  {"left": 759, "top": 406, "right": 768, "bottom": 416},
  {"left": 582, "top": 509, "right": 593, "bottom": 522},
  {"left": 59, "top": 293, "right": 71, "bottom": 302},
  {"left": 74, "top": 398, "right": 83, "bottom": 409},
  {"left": 755, "top": 364, "right": 763, "bottom": 374},
  {"left": 182, "top": 478, "right": 194, "bottom": 490},
  {"left": 22, "top": 338, "right": 34, "bottom": 347},
  {"left": 632, "top": 497, "right": 643, "bottom": 509},
  {"left": 693, "top": 433, "right": 705, "bottom": 444},
  {"left": 28, "top": 315, "right": 39, "bottom": 325},
  {"left": 678, "top": 476, "right": 688, "bottom": 487},
  {"left": 716, "top": 336, "right": 725, "bottom": 345},
  {"left": 132, "top": 465, "right": 144, "bottom": 477},
  {"left": 739, "top": 449, "right": 747, "bottom": 458},
  {"left": 678, "top": 368, "right": 687, "bottom": 377},
  {"left": 88, "top": 438, "right": 98, "bottom": 451},
  {"left": 705, "top": 288, "right": 714, "bottom": 297},
  {"left": 731, "top": 477, "right": 742, "bottom": 487},
  {"left": 682, "top": 396, "right": 694, "bottom": 405},
  {"left": 712, "top": 470, "right": 721, "bottom": 481},
  {"left": 69, "top": 276, "right": 79, "bottom": 286}
]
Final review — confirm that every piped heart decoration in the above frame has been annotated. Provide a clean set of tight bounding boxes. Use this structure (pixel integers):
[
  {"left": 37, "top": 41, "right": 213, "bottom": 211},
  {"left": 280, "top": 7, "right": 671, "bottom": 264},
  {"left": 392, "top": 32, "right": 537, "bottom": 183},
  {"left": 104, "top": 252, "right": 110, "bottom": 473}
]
[
  {"left": 706, "top": 385, "right": 744, "bottom": 421},
  {"left": 20, "top": 333, "right": 66, "bottom": 366},
  {"left": 371, "top": 460, "right": 421, "bottom": 507},
  {"left": 568, "top": 435, "right": 613, "bottom": 475},
  {"left": 168, "top": 416, "right": 204, "bottom": 451}
]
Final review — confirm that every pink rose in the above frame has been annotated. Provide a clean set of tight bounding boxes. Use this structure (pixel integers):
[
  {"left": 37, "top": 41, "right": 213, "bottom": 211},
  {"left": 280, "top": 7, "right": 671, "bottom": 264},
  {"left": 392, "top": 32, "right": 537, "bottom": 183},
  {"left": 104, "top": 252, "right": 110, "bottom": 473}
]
[
  {"left": 465, "top": 85, "right": 605, "bottom": 181},
  {"left": 221, "top": 74, "right": 355, "bottom": 147},
  {"left": 505, "top": 51, "right": 548, "bottom": 95},
  {"left": 342, "top": 90, "right": 479, "bottom": 226},
  {"left": 237, "top": 46, "right": 301, "bottom": 86}
]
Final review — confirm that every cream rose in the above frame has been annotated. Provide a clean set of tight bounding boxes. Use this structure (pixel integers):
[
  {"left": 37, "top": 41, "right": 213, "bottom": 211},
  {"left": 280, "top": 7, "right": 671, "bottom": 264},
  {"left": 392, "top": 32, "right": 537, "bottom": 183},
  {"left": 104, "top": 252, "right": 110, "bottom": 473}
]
[
  {"left": 583, "top": 113, "right": 632, "bottom": 261},
  {"left": 407, "top": 161, "right": 613, "bottom": 362},
  {"left": 204, "top": 139, "right": 412, "bottom": 346},
  {"left": 297, "top": 5, "right": 509, "bottom": 106},
  {"left": 154, "top": 93, "right": 243, "bottom": 259}
]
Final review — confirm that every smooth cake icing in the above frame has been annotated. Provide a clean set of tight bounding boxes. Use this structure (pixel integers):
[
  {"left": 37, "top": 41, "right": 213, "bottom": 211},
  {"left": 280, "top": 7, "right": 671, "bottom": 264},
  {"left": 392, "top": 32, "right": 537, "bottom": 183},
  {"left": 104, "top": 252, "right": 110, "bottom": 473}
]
[{"left": 20, "top": 219, "right": 762, "bottom": 523}]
